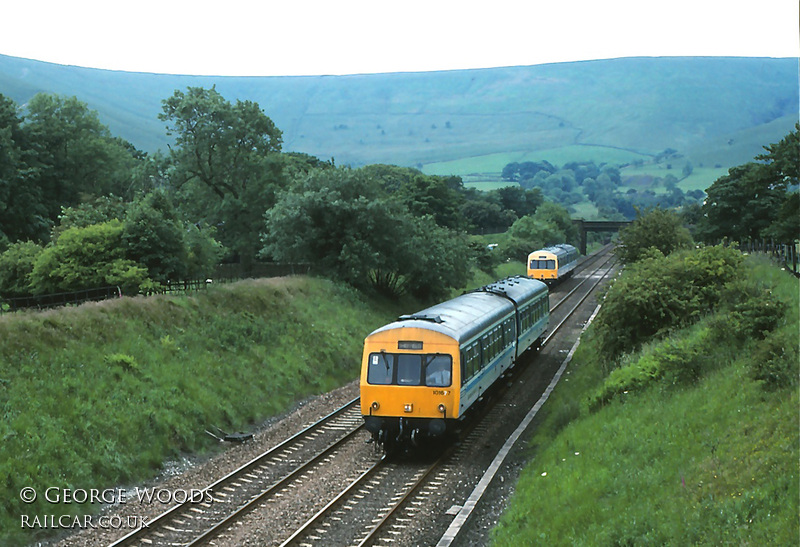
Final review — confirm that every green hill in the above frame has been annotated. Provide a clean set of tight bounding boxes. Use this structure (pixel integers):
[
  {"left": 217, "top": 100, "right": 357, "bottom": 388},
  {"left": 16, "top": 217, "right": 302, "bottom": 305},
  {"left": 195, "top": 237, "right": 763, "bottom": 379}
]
[{"left": 0, "top": 55, "right": 796, "bottom": 178}]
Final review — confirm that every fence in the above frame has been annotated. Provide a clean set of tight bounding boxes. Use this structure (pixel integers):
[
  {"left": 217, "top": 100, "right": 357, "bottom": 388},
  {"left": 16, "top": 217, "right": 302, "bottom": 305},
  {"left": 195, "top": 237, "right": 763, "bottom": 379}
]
[
  {"left": 143, "top": 279, "right": 213, "bottom": 296},
  {"left": 740, "top": 239, "right": 799, "bottom": 277},
  {"left": 0, "top": 262, "right": 313, "bottom": 314},
  {"left": 1, "top": 286, "right": 122, "bottom": 313},
  {"left": 213, "top": 262, "right": 312, "bottom": 280}
]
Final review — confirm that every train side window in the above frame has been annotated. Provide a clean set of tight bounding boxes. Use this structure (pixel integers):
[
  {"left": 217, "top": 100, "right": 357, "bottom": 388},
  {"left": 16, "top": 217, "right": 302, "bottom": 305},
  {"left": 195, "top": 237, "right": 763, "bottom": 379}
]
[
  {"left": 367, "top": 353, "right": 393, "bottom": 385},
  {"left": 425, "top": 355, "right": 452, "bottom": 387},
  {"left": 468, "top": 342, "right": 480, "bottom": 379}
]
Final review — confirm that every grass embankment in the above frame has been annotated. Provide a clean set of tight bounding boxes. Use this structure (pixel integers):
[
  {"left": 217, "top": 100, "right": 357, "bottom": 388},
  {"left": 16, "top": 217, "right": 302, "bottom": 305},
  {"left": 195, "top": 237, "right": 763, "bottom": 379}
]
[
  {"left": 0, "top": 276, "right": 401, "bottom": 545},
  {"left": 491, "top": 254, "right": 799, "bottom": 545}
]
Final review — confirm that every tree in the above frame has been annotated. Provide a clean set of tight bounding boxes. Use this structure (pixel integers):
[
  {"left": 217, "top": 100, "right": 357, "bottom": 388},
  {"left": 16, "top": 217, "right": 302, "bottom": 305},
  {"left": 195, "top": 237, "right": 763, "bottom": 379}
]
[
  {"left": 0, "top": 94, "right": 48, "bottom": 242},
  {"left": 756, "top": 123, "right": 799, "bottom": 187},
  {"left": 531, "top": 201, "right": 580, "bottom": 243},
  {"left": 616, "top": 208, "right": 693, "bottom": 264},
  {"left": 51, "top": 195, "right": 127, "bottom": 242},
  {"left": 0, "top": 241, "right": 43, "bottom": 297},
  {"left": 395, "top": 172, "right": 467, "bottom": 231},
  {"left": 262, "top": 167, "right": 471, "bottom": 299},
  {"left": 503, "top": 201, "right": 579, "bottom": 262},
  {"left": 698, "top": 125, "right": 798, "bottom": 244},
  {"left": 757, "top": 123, "right": 799, "bottom": 242},
  {"left": 122, "top": 191, "right": 190, "bottom": 283},
  {"left": 29, "top": 220, "right": 149, "bottom": 294},
  {"left": 494, "top": 185, "right": 543, "bottom": 219},
  {"left": 21, "top": 94, "right": 140, "bottom": 236},
  {"left": 159, "top": 86, "right": 285, "bottom": 264},
  {"left": 461, "top": 199, "right": 516, "bottom": 233},
  {"left": 697, "top": 163, "right": 784, "bottom": 243}
]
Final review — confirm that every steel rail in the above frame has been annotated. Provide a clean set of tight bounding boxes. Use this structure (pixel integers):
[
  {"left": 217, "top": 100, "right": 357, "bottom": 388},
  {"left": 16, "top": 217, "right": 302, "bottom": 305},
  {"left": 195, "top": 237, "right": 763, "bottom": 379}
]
[
  {"left": 303, "top": 252, "right": 619, "bottom": 547},
  {"left": 108, "top": 397, "right": 361, "bottom": 546},
  {"left": 549, "top": 245, "right": 615, "bottom": 314},
  {"left": 187, "top": 423, "right": 367, "bottom": 546},
  {"left": 543, "top": 256, "right": 617, "bottom": 347},
  {"left": 278, "top": 455, "right": 387, "bottom": 547}
]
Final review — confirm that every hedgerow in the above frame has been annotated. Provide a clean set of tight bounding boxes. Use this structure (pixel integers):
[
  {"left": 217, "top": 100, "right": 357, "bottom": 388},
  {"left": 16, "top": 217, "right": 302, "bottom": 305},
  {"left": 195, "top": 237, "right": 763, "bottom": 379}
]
[{"left": 592, "top": 244, "right": 742, "bottom": 362}]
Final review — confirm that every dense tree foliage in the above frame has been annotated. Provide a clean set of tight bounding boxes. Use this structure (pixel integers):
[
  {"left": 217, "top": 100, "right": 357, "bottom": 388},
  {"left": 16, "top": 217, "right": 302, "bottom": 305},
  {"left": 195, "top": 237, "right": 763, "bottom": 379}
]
[
  {"left": 122, "top": 191, "right": 192, "bottom": 283},
  {"left": 21, "top": 94, "right": 140, "bottom": 239},
  {"left": 0, "top": 94, "right": 34, "bottom": 244},
  {"left": 503, "top": 201, "right": 580, "bottom": 262},
  {"left": 159, "top": 86, "right": 286, "bottom": 264},
  {"left": 697, "top": 124, "right": 799, "bottom": 244},
  {"left": 261, "top": 167, "right": 471, "bottom": 299},
  {"left": 0, "top": 241, "right": 42, "bottom": 297},
  {"left": 0, "top": 93, "right": 141, "bottom": 243},
  {"left": 502, "top": 158, "right": 699, "bottom": 218},
  {"left": 0, "top": 191, "right": 221, "bottom": 296},
  {"left": 29, "top": 220, "right": 149, "bottom": 295},
  {"left": 616, "top": 208, "right": 693, "bottom": 264},
  {"left": 2, "top": 84, "right": 791, "bottom": 303}
]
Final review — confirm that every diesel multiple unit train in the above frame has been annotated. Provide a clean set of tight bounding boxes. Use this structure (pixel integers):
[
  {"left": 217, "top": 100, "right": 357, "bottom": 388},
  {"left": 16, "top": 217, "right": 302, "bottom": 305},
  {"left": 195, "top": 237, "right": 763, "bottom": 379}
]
[
  {"left": 527, "top": 244, "right": 579, "bottom": 284},
  {"left": 360, "top": 276, "right": 549, "bottom": 449}
]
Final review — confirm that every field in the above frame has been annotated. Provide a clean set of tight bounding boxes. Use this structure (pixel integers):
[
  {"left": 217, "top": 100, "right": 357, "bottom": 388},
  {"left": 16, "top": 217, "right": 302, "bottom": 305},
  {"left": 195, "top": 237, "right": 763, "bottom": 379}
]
[{"left": 422, "top": 145, "right": 648, "bottom": 178}]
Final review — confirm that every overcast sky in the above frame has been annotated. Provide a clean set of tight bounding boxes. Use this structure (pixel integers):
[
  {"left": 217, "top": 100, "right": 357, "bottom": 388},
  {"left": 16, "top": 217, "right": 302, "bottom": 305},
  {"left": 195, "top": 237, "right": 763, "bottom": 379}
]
[{"left": 1, "top": 0, "right": 797, "bottom": 76}]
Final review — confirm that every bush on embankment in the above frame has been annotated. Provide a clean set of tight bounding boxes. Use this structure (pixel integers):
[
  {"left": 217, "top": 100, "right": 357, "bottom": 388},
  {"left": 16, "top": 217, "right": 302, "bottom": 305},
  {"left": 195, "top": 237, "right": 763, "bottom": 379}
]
[
  {"left": 491, "top": 251, "right": 799, "bottom": 546},
  {"left": 0, "top": 276, "right": 397, "bottom": 545}
]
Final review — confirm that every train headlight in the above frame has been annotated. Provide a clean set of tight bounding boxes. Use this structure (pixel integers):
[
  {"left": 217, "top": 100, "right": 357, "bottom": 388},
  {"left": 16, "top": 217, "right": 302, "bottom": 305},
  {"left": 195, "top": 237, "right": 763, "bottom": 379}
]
[
  {"left": 371, "top": 401, "right": 380, "bottom": 411},
  {"left": 438, "top": 403, "right": 446, "bottom": 414},
  {"left": 404, "top": 404, "right": 413, "bottom": 413}
]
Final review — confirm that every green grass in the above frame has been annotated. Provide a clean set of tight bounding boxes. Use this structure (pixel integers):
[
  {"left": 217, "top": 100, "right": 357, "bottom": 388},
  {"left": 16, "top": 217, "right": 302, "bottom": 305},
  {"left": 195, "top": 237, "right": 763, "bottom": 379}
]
[
  {"left": 0, "top": 276, "right": 401, "bottom": 545},
  {"left": 422, "top": 145, "right": 650, "bottom": 178},
  {"left": 491, "top": 255, "right": 799, "bottom": 546},
  {"left": 620, "top": 164, "right": 726, "bottom": 194},
  {"left": 569, "top": 201, "right": 601, "bottom": 220}
]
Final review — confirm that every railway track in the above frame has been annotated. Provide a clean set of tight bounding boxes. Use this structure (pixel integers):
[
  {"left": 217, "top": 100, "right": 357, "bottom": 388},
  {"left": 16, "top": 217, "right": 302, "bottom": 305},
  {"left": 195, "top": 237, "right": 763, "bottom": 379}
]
[
  {"left": 273, "top": 247, "right": 619, "bottom": 547},
  {"left": 108, "top": 400, "right": 369, "bottom": 546},
  {"left": 102, "top": 245, "right": 618, "bottom": 547}
]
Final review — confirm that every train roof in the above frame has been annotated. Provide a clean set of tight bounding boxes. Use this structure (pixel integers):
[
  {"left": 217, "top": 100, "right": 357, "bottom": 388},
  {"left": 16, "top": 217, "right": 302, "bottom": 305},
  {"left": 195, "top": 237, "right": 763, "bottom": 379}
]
[
  {"left": 366, "top": 276, "right": 548, "bottom": 345},
  {"left": 527, "top": 243, "right": 577, "bottom": 259}
]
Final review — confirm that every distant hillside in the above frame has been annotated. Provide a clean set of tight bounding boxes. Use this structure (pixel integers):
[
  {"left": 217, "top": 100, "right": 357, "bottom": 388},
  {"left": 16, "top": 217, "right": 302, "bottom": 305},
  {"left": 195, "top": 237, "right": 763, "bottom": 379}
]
[{"left": 0, "top": 55, "right": 796, "bottom": 178}]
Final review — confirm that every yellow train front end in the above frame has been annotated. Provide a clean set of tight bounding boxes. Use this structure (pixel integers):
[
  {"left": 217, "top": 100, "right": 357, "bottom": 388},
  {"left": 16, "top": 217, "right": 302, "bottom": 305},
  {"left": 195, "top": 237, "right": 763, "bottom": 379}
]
[
  {"left": 360, "top": 326, "right": 460, "bottom": 448},
  {"left": 527, "top": 250, "right": 559, "bottom": 282}
]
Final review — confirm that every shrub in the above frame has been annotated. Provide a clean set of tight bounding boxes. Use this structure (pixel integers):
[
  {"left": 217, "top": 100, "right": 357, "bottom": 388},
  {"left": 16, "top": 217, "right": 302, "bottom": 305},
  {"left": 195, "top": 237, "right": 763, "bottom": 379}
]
[
  {"left": 593, "top": 244, "right": 742, "bottom": 361},
  {"left": 749, "top": 328, "right": 799, "bottom": 390},
  {"left": 717, "top": 278, "right": 787, "bottom": 340},
  {"left": 588, "top": 330, "right": 712, "bottom": 411},
  {"left": 29, "top": 220, "right": 151, "bottom": 294},
  {"left": 0, "top": 241, "right": 43, "bottom": 297},
  {"left": 615, "top": 208, "right": 693, "bottom": 264}
]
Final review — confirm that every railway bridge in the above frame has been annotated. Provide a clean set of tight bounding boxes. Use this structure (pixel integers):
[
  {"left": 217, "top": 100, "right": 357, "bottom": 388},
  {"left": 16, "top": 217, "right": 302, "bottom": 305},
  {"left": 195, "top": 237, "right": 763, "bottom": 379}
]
[{"left": 572, "top": 220, "right": 632, "bottom": 255}]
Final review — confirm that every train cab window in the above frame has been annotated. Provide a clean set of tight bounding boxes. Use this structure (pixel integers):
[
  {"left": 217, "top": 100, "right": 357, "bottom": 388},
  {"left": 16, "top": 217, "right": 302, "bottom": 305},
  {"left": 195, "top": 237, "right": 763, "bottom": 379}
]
[
  {"left": 425, "top": 355, "right": 452, "bottom": 387},
  {"left": 530, "top": 259, "right": 556, "bottom": 270},
  {"left": 397, "top": 354, "right": 422, "bottom": 385},
  {"left": 367, "top": 353, "right": 393, "bottom": 385}
]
